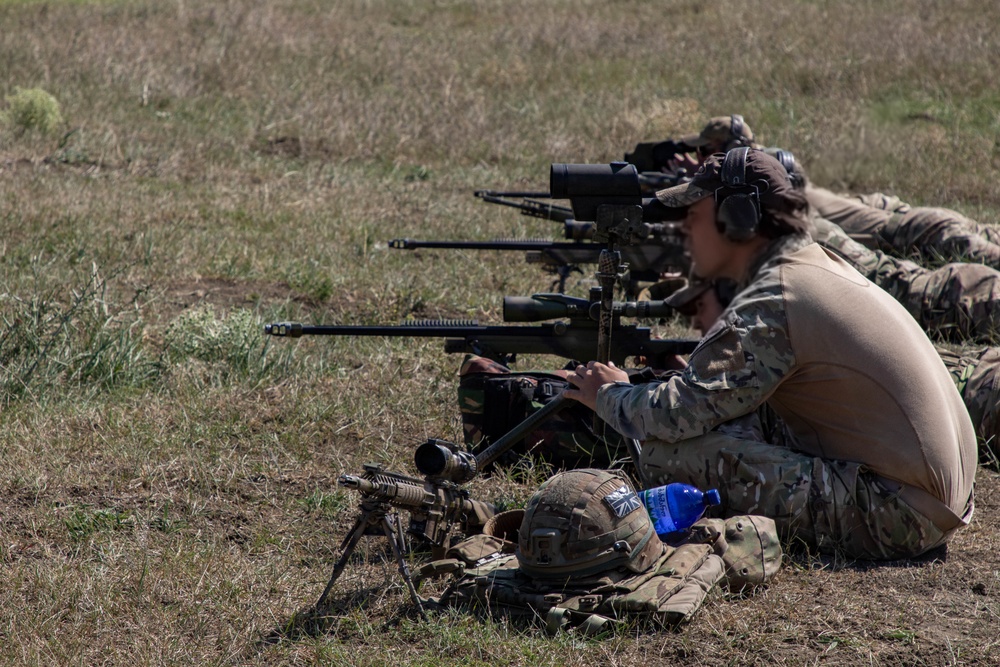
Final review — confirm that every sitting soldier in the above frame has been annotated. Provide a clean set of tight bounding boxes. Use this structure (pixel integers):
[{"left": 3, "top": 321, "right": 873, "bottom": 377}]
[{"left": 565, "top": 148, "right": 976, "bottom": 560}]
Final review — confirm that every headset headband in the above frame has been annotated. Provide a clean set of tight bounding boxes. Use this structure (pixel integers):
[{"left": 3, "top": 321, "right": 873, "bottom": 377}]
[
  {"left": 722, "top": 146, "right": 750, "bottom": 186},
  {"left": 730, "top": 114, "right": 745, "bottom": 143}
]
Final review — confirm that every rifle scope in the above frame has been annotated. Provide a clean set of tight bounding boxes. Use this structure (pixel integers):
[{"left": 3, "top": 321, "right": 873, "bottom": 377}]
[
  {"left": 414, "top": 439, "right": 478, "bottom": 484},
  {"left": 503, "top": 293, "right": 678, "bottom": 322},
  {"left": 550, "top": 162, "right": 641, "bottom": 199}
]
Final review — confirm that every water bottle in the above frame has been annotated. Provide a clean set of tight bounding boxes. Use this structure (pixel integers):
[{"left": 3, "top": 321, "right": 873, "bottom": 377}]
[{"left": 638, "top": 483, "right": 722, "bottom": 537}]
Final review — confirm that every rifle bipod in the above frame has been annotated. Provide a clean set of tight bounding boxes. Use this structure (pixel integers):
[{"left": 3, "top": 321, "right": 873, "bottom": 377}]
[
  {"left": 313, "top": 396, "right": 574, "bottom": 620},
  {"left": 314, "top": 497, "right": 429, "bottom": 620}
]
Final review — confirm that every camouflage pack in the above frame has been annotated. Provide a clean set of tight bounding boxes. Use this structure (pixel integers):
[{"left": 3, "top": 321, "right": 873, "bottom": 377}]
[
  {"left": 687, "top": 515, "right": 783, "bottom": 592},
  {"left": 457, "top": 355, "right": 626, "bottom": 471},
  {"left": 417, "top": 519, "right": 725, "bottom": 636}
]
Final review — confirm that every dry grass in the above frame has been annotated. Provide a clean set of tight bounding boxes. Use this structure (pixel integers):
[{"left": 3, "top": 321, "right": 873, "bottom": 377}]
[{"left": 1, "top": 0, "right": 999, "bottom": 664}]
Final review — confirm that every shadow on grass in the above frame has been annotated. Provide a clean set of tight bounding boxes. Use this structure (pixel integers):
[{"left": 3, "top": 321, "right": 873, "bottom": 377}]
[
  {"left": 262, "top": 589, "right": 431, "bottom": 645},
  {"left": 785, "top": 540, "right": 949, "bottom": 574}
]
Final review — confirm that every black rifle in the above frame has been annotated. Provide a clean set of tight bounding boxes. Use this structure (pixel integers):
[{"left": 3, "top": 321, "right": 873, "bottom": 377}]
[
  {"left": 474, "top": 190, "right": 576, "bottom": 223},
  {"left": 624, "top": 139, "right": 694, "bottom": 173},
  {"left": 264, "top": 293, "right": 697, "bottom": 368},
  {"left": 474, "top": 190, "right": 685, "bottom": 236},
  {"left": 387, "top": 237, "right": 689, "bottom": 295}
]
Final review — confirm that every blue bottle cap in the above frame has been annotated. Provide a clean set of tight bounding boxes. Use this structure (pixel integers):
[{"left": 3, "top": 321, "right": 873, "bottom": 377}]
[{"left": 705, "top": 489, "right": 721, "bottom": 506}]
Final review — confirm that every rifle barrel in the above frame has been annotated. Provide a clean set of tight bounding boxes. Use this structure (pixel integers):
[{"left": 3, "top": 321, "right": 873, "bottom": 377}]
[{"left": 389, "top": 238, "right": 576, "bottom": 251}]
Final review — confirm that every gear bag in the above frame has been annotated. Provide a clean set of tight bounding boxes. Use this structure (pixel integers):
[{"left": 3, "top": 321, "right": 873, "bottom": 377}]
[{"left": 457, "top": 355, "right": 626, "bottom": 470}]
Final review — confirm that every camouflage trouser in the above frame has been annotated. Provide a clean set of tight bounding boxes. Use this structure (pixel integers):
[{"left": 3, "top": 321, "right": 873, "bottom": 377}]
[
  {"left": 883, "top": 207, "right": 1000, "bottom": 270},
  {"left": 810, "top": 186, "right": 1000, "bottom": 268},
  {"left": 813, "top": 216, "right": 1000, "bottom": 344},
  {"left": 638, "top": 423, "right": 949, "bottom": 560},
  {"left": 907, "top": 262, "right": 1000, "bottom": 343},
  {"left": 938, "top": 346, "right": 1000, "bottom": 464}
]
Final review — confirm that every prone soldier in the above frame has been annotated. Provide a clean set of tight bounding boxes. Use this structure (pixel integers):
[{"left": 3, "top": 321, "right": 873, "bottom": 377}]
[
  {"left": 805, "top": 182, "right": 1000, "bottom": 269},
  {"left": 648, "top": 114, "right": 1000, "bottom": 268}
]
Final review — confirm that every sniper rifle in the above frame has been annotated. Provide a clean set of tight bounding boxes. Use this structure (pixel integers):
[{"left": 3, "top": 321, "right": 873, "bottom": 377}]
[
  {"left": 296, "top": 161, "right": 696, "bottom": 620},
  {"left": 387, "top": 237, "right": 689, "bottom": 295},
  {"left": 264, "top": 292, "right": 698, "bottom": 368}
]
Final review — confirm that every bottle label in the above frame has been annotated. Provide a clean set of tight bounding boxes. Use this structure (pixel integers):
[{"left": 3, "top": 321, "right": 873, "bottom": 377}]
[
  {"left": 642, "top": 486, "right": 679, "bottom": 534},
  {"left": 603, "top": 485, "right": 642, "bottom": 518}
]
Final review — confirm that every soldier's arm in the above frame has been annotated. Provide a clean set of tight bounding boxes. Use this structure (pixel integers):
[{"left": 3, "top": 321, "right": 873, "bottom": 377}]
[{"left": 595, "top": 288, "right": 793, "bottom": 443}]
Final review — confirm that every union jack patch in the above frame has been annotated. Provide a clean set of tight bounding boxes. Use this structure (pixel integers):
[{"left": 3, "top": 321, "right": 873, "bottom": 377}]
[{"left": 604, "top": 485, "right": 641, "bottom": 518}]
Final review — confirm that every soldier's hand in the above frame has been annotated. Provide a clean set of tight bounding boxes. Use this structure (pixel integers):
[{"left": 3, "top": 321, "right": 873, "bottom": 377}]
[
  {"left": 668, "top": 152, "right": 701, "bottom": 176},
  {"left": 564, "top": 361, "right": 630, "bottom": 411}
]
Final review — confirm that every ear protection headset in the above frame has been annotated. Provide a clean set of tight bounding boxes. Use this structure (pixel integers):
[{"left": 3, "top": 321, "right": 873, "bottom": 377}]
[
  {"left": 715, "top": 146, "right": 762, "bottom": 242},
  {"left": 729, "top": 114, "right": 746, "bottom": 146},
  {"left": 770, "top": 148, "right": 805, "bottom": 190}
]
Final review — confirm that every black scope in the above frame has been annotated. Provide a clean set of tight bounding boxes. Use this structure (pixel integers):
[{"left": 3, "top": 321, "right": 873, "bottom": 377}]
[
  {"left": 414, "top": 439, "right": 478, "bottom": 484},
  {"left": 550, "top": 162, "right": 642, "bottom": 222},
  {"left": 504, "top": 293, "right": 679, "bottom": 323}
]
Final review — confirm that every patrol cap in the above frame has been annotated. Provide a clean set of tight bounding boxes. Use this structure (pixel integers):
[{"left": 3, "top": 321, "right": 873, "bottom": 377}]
[
  {"left": 654, "top": 149, "right": 801, "bottom": 216},
  {"left": 680, "top": 115, "right": 755, "bottom": 148},
  {"left": 664, "top": 278, "right": 713, "bottom": 315}
]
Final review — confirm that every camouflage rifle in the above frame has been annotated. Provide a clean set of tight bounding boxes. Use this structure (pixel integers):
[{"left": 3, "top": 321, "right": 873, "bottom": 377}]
[
  {"left": 264, "top": 292, "right": 698, "bottom": 368},
  {"left": 315, "top": 439, "right": 495, "bottom": 618},
  {"left": 387, "top": 236, "right": 688, "bottom": 296},
  {"left": 315, "top": 375, "right": 597, "bottom": 616}
]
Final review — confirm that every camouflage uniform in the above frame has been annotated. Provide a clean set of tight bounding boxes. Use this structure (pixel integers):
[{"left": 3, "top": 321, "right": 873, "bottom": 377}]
[
  {"left": 938, "top": 346, "right": 1000, "bottom": 464},
  {"left": 811, "top": 216, "right": 1000, "bottom": 343},
  {"left": 595, "top": 233, "right": 977, "bottom": 560},
  {"left": 807, "top": 184, "right": 1000, "bottom": 268}
]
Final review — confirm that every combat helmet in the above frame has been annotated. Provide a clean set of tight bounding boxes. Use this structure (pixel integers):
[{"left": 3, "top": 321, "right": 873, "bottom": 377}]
[{"left": 516, "top": 468, "right": 664, "bottom": 580}]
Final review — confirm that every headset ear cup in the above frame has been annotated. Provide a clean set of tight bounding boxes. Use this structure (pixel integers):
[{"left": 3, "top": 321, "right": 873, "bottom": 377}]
[
  {"left": 719, "top": 193, "right": 760, "bottom": 242},
  {"left": 716, "top": 146, "right": 761, "bottom": 241}
]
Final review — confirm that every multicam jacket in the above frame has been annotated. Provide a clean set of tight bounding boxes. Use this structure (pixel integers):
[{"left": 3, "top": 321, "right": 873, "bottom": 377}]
[{"left": 595, "top": 232, "right": 976, "bottom": 524}]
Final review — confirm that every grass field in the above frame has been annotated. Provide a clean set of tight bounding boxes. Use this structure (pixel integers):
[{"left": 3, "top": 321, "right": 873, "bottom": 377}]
[{"left": 1, "top": 0, "right": 999, "bottom": 664}]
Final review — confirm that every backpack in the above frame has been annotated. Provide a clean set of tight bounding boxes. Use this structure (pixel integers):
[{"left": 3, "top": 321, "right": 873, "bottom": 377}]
[{"left": 457, "top": 355, "right": 626, "bottom": 471}]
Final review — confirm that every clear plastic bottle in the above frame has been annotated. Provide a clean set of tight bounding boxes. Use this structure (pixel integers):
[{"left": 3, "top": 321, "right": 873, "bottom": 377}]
[{"left": 637, "top": 483, "right": 722, "bottom": 537}]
